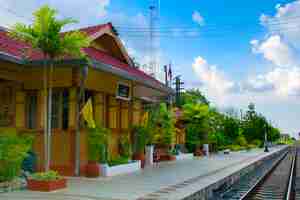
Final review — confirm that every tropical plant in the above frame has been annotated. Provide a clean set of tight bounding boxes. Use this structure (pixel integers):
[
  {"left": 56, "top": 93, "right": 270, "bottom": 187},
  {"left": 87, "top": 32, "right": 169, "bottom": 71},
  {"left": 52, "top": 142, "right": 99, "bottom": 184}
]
[
  {"left": 87, "top": 126, "right": 110, "bottom": 162},
  {"left": 180, "top": 89, "right": 210, "bottom": 107},
  {"left": 108, "top": 156, "right": 129, "bottom": 167},
  {"left": 10, "top": 5, "right": 90, "bottom": 171},
  {"left": 0, "top": 131, "right": 33, "bottom": 182},
  {"left": 183, "top": 103, "right": 210, "bottom": 152},
  {"left": 30, "top": 170, "right": 61, "bottom": 181},
  {"left": 119, "top": 134, "right": 132, "bottom": 159},
  {"left": 155, "top": 103, "right": 176, "bottom": 146},
  {"left": 132, "top": 125, "right": 147, "bottom": 154}
]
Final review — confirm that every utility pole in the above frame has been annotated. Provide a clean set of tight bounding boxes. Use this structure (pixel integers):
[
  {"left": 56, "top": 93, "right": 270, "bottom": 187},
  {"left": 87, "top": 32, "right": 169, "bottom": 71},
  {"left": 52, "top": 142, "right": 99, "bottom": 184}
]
[
  {"left": 174, "top": 75, "right": 184, "bottom": 107},
  {"left": 149, "top": 5, "right": 155, "bottom": 77},
  {"left": 264, "top": 123, "right": 269, "bottom": 152},
  {"left": 148, "top": 0, "right": 160, "bottom": 79},
  {"left": 164, "top": 65, "right": 168, "bottom": 86}
]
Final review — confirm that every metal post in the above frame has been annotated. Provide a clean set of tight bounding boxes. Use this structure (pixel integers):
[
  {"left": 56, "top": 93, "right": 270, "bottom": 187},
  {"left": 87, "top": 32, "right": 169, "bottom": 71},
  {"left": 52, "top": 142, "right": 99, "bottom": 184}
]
[
  {"left": 43, "top": 60, "right": 49, "bottom": 171},
  {"left": 264, "top": 124, "right": 269, "bottom": 152},
  {"left": 75, "top": 66, "right": 88, "bottom": 176}
]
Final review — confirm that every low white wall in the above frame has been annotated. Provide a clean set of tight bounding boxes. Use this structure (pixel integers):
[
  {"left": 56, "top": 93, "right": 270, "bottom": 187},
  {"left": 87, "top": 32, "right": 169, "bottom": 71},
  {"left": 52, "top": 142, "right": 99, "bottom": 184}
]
[
  {"left": 176, "top": 153, "right": 194, "bottom": 160},
  {"left": 99, "top": 161, "right": 141, "bottom": 177}
]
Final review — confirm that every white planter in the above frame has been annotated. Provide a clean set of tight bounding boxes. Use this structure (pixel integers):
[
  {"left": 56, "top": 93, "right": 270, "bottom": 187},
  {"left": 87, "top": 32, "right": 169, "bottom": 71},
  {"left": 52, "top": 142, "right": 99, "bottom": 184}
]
[
  {"left": 203, "top": 144, "right": 209, "bottom": 156},
  {"left": 99, "top": 161, "right": 141, "bottom": 177},
  {"left": 145, "top": 145, "right": 154, "bottom": 166},
  {"left": 175, "top": 153, "right": 194, "bottom": 160}
]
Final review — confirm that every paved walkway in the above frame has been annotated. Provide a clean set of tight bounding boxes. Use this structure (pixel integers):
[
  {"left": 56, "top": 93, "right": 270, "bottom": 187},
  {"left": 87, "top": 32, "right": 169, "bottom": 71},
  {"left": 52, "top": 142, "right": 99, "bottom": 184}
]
[{"left": 0, "top": 146, "right": 286, "bottom": 200}]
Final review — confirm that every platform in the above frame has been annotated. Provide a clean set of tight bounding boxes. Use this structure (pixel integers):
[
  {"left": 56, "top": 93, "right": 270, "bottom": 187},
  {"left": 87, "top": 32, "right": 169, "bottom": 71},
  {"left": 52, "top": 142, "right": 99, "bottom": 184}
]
[{"left": 0, "top": 146, "right": 287, "bottom": 200}]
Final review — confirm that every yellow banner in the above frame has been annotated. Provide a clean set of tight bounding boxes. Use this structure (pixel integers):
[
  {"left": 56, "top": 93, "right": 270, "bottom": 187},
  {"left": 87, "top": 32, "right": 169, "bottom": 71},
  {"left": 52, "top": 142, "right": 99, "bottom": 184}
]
[
  {"left": 81, "top": 98, "right": 96, "bottom": 128},
  {"left": 141, "top": 112, "right": 149, "bottom": 126}
]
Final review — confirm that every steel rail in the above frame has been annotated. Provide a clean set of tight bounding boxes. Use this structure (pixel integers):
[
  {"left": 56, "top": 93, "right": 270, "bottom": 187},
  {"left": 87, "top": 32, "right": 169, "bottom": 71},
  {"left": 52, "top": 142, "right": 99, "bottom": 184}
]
[
  {"left": 286, "top": 150, "right": 296, "bottom": 200},
  {"left": 238, "top": 150, "right": 290, "bottom": 200}
]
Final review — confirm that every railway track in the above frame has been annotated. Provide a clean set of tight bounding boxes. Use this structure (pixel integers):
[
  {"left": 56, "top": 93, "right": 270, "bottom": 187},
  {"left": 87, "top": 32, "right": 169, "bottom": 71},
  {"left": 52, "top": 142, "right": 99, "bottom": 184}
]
[{"left": 212, "top": 146, "right": 297, "bottom": 200}]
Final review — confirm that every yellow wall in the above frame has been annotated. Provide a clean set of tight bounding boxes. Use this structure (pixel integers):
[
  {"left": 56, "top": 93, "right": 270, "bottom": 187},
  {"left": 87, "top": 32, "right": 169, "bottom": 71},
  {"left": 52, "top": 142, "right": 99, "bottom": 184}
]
[{"left": 85, "top": 68, "right": 132, "bottom": 95}]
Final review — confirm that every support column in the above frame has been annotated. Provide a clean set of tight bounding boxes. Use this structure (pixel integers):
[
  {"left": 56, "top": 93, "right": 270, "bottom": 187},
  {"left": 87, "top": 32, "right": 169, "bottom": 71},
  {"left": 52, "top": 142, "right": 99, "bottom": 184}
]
[{"left": 15, "top": 91, "right": 25, "bottom": 129}]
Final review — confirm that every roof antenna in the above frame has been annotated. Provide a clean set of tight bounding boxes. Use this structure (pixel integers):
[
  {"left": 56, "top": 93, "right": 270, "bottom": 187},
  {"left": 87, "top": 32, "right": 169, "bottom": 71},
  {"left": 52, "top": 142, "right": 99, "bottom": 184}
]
[{"left": 148, "top": 0, "right": 160, "bottom": 79}]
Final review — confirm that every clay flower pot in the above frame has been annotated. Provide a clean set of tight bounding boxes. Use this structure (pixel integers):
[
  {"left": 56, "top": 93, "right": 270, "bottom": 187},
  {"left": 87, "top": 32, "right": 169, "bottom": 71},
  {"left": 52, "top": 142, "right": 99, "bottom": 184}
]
[
  {"left": 27, "top": 178, "right": 67, "bottom": 192},
  {"left": 133, "top": 152, "right": 145, "bottom": 168},
  {"left": 169, "top": 155, "right": 176, "bottom": 161},
  {"left": 86, "top": 161, "right": 100, "bottom": 177},
  {"left": 194, "top": 147, "right": 203, "bottom": 157}
]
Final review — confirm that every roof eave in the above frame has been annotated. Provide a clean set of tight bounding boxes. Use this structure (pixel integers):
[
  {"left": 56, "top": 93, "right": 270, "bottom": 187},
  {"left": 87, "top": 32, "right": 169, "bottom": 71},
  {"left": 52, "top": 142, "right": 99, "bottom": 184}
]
[
  {"left": 0, "top": 52, "right": 174, "bottom": 95},
  {"left": 91, "top": 60, "right": 174, "bottom": 95},
  {"left": 0, "top": 51, "right": 24, "bottom": 65}
]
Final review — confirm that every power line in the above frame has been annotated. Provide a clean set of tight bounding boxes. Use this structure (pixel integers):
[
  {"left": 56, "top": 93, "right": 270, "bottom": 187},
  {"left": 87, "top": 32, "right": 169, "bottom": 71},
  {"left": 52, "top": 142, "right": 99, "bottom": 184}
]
[
  {"left": 114, "top": 15, "right": 300, "bottom": 31},
  {"left": 117, "top": 26, "right": 300, "bottom": 39}
]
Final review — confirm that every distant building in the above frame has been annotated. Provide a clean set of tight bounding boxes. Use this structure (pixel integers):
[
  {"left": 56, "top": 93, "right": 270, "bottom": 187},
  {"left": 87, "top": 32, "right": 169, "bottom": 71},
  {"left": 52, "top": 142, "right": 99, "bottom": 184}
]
[{"left": 280, "top": 134, "right": 290, "bottom": 141}]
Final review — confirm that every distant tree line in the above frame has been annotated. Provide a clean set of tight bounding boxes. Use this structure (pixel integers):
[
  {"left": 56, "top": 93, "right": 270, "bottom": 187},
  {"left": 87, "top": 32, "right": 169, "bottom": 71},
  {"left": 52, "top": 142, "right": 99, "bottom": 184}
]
[{"left": 180, "top": 89, "right": 281, "bottom": 152}]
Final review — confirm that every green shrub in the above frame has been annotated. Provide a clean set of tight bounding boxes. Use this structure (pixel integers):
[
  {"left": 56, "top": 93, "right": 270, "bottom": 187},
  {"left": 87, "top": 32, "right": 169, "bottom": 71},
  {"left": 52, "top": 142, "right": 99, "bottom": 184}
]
[
  {"left": 119, "top": 134, "right": 132, "bottom": 159},
  {"left": 246, "top": 144, "right": 257, "bottom": 150},
  {"left": 228, "top": 144, "right": 244, "bottom": 151},
  {"left": 218, "top": 145, "right": 227, "bottom": 151},
  {"left": 235, "top": 135, "right": 248, "bottom": 147},
  {"left": 252, "top": 139, "right": 262, "bottom": 147},
  {"left": 0, "top": 131, "right": 33, "bottom": 182},
  {"left": 108, "top": 156, "right": 129, "bottom": 167},
  {"left": 87, "top": 126, "right": 110, "bottom": 162},
  {"left": 132, "top": 125, "right": 147, "bottom": 154},
  {"left": 30, "top": 170, "right": 61, "bottom": 181}
]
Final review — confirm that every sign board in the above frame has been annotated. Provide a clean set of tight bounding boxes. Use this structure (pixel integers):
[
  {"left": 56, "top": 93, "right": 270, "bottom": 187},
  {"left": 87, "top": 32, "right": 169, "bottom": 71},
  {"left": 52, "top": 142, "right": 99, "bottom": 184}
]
[{"left": 116, "top": 83, "right": 130, "bottom": 101}]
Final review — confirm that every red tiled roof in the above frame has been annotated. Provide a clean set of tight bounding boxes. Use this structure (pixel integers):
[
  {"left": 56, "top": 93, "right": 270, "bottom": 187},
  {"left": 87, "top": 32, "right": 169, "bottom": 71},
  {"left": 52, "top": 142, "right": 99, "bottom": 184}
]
[
  {"left": 83, "top": 47, "right": 162, "bottom": 86},
  {"left": 0, "top": 24, "right": 166, "bottom": 89},
  {"left": 0, "top": 30, "right": 42, "bottom": 59},
  {"left": 76, "top": 23, "right": 112, "bottom": 36}
]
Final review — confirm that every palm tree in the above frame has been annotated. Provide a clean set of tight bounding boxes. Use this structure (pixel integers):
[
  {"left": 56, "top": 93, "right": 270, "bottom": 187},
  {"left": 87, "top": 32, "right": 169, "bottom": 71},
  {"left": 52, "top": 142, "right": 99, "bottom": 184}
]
[{"left": 10, "top": 5, "right": 90, "bottom": 171}]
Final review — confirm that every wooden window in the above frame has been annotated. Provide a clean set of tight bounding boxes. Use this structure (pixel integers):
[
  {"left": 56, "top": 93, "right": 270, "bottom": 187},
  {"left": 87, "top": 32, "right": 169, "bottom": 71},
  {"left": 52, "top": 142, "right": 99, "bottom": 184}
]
[
  {"left": 108, "top": 96, "right": 118, "bottom": 129},
  {"left": 51, "top": 90, "right": 69, "bottom": 130},
  {"left": 62, "top": 90, "right": 69, "bottom": 130},
  {"left": 0, "top": 85, "right": 15, "bottom": 127},
  {"left": 26, "top": 92, "right": 38, "bottom": 129},
  {"left": 107, "top": 96, "right": 130, "bottom": 130},
  {"left": 121, "top": 101, "right": 129, "bottom": 129}
]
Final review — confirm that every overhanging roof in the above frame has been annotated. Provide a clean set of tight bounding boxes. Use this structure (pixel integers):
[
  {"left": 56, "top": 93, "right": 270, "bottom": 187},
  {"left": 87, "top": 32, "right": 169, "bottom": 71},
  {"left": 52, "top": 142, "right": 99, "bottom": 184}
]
[{"left": 0, "top": 23, "right": 174, "bottom": 94}]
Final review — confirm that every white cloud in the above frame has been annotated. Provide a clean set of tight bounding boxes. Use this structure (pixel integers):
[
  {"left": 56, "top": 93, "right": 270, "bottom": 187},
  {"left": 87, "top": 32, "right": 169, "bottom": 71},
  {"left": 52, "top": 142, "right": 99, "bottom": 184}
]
[
  {"left": 0, "top": 0, "right": 112, "bottom": 28},
  {"left": 192, "top": 11, "right": 205, "bottom": 26},
  {"left": 244, "top": 67, "right": 300, "bottom": 97},
  {"left": 251, "top": 35, "right": 298, "bottom": 67},
  {"left": 260, "top": 0, "right": 300, "bottom": 47},
  {"left": 192, "top": 56, "right": 236, "bottom": 97}
]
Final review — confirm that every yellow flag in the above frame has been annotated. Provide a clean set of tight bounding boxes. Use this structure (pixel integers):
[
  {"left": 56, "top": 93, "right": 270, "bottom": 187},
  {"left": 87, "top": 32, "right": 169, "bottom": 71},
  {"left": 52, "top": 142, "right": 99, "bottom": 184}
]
[
  {"left": 81, "top": 98, "right": 96, "bottom": 128},
  {"left": 141, "top": 112, "right": 149, "bottom": 126}
]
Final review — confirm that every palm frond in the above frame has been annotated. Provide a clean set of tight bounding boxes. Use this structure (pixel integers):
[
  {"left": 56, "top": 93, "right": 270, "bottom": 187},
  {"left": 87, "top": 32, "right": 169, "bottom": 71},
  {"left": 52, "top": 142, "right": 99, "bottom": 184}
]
[
  {"left": 60, "top": 31, "right": 91, "bottom": 58},
  {"left": 9, "top": 23, "right": 39, "bottom": 48}
]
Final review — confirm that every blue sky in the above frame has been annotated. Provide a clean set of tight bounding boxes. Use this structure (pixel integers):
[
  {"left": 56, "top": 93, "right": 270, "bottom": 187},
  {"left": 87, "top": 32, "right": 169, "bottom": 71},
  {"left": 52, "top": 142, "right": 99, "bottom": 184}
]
[{"left": 1, "top": 0, "right": 300, "bottom": 137}]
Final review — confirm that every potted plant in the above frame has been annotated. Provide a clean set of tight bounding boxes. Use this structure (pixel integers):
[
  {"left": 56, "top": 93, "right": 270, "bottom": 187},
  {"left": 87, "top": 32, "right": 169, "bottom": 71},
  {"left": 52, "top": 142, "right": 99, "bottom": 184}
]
[
  {"left": 27, "top": 170, "right": 66, "bottom": 192},
  {"left": 0, "top": 131, "right": 33, "bottom": 189},
  {"left": 98, "top": 143, "right": 109, "bottom": 177},
  {"left": 194, "top": 143, "right": 203, "bottom": 157},
  {"left": 86, "top": 127, "right": 110, "bottom": 177},
  {"left": 132, "top": 125, "right": 147, "bottom": 168},
  {"left": 142, "top": 110, "right": 155, "bottom": 166}
]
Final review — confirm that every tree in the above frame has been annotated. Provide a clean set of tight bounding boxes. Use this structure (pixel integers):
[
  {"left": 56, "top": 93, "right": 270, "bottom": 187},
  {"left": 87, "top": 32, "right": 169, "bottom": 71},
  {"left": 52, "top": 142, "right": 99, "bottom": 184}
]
[
  {"left": 183, "top": 103, "right": 210, "bottom": 152},
  {"left": 10, "top": 5, "right": 90, "bottom": 171},
  {"left": 180, "top": 89, "right": 210, "bottom": 107}
]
